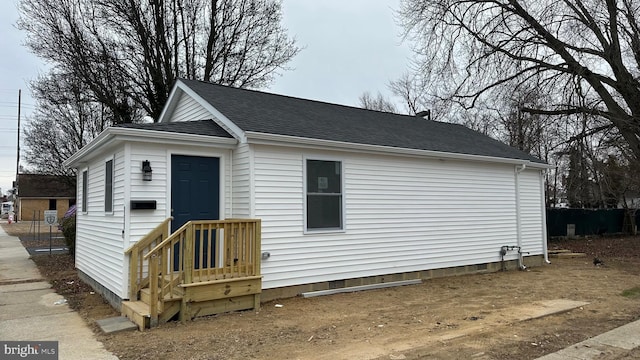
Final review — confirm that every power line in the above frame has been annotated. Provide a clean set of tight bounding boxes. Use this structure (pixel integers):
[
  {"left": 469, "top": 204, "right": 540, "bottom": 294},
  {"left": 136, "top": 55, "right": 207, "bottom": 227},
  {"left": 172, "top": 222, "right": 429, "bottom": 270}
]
[{"left": 0, "top": 101, "right": 35, "bottom": 106}]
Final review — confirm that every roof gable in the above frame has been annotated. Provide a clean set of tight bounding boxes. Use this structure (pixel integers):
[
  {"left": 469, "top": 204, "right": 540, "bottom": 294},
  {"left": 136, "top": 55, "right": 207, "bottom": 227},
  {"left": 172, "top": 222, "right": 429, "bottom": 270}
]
[{"left": 175, "top": 79, "right": 545, "bottom": 165}]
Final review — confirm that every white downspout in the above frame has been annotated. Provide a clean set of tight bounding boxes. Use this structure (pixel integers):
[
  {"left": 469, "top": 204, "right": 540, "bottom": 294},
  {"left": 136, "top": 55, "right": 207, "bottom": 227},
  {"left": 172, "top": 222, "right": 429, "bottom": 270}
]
[
  {"left": 515, "top": 164, "right": 527, "bottom": 270},
  {"left": 540, "top": 170, "right": 550, "bottom": 264},
  {"left": 229, "top": 149, "right": 233, "bottom": 218}
]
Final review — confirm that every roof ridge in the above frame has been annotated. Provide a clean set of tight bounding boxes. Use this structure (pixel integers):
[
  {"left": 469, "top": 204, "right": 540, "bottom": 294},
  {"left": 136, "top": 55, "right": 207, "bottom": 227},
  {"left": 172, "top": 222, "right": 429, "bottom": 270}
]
[
  {"left": 175, "top": 78, "right": 546, "bottom": 164},
  {"left": 177, "top": 78, "right": 418, "bottom": 119}
]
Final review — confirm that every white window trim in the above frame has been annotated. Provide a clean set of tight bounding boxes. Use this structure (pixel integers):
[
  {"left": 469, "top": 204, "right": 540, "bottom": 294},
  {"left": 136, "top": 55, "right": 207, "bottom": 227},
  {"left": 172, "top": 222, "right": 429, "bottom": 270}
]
[
  {"left": 105, "top": 157, "right": 114, "bottom": 214},
  {"left": 303, "top": 156, "right": 346, "bottom": 234}
]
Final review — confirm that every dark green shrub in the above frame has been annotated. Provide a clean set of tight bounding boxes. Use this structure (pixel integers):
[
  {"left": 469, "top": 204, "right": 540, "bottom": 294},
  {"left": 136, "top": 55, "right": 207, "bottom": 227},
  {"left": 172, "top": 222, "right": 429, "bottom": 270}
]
[{"left": 60, "top": 206, "right": 76, "bottom": 255}]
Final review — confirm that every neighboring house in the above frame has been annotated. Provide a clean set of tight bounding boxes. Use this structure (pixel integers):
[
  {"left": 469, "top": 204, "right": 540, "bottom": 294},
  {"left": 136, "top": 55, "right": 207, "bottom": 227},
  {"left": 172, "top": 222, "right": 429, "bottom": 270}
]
[
  {"left": 15, "top": 174, "right": 76, "bottom": 221},
  {"left": 63, "top": 79, "right": 551, "bottom": 317}
]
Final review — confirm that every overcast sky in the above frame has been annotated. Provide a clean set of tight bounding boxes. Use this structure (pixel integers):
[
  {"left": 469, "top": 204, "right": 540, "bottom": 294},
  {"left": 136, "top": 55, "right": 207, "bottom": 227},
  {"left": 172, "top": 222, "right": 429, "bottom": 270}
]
[{"left": 0, "top": 0, "right": 413, "bottom": 195}]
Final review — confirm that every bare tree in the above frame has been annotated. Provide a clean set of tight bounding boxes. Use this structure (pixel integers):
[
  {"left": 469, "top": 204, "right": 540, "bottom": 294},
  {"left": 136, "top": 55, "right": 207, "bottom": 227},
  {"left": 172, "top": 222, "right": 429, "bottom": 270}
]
[
  {"left": 23, "top": 73, "right": 113, "bottom": 176},
  {"left": 397, "top": 0, "right": 640, "bottom": 164},
  {"left": 388, "top": 72, "right": 425, "bottom": 116},
  {"left": 18, "top": 0, "right": 300, "bottom": 122},
  {"left": 359, "top": 91, "right": 398, "bottom": 113}
]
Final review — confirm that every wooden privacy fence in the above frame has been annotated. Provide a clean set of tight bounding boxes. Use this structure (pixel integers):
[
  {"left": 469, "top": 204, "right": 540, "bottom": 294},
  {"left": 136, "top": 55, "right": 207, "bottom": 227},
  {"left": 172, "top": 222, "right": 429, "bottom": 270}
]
[
  {"left": 127, "top": 219, "right": 261, "bottom": 324},
  {"left": 546, "top": 208, "right": 638, "bottom": 237}
]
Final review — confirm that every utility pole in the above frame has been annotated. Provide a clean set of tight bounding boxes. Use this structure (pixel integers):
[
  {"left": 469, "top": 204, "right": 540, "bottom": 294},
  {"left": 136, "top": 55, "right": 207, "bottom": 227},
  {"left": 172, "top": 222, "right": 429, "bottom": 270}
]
[
  {"left": 16, "top": 89, "right": 21, "bottom": 179},
  {"left": 15, "top": 89, "right": 21, "bottom": 223}
]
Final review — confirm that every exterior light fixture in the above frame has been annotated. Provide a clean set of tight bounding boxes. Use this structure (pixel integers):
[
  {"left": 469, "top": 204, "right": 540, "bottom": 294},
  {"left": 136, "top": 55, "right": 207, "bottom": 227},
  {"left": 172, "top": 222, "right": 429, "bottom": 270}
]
[{"left": 142, "top": 160, "right": 152, "bottom": 181}]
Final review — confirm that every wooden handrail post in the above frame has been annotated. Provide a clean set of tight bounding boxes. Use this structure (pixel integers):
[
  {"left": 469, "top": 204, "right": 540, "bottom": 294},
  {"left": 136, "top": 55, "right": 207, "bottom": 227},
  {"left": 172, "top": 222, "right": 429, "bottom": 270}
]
[
  {"left": 149, "top": 254, "right": 159, "bottom": 328},
  {"left": 128, "top": 248, "right": 139, "bottom": 299},
  {"left": 255, "top": 220, "right": 262, "bottom": 276},
  {"left": 183, "top": 223, "right": 194, "bottom": 284}
]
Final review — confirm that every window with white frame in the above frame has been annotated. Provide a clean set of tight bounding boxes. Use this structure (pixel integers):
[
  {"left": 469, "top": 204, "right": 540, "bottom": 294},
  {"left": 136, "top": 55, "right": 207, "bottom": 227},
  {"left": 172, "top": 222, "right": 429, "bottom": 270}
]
[
  {"left": 105, "top": 159, "right": 113, "bottom": 213},
  {"left": 306, "top": 159, "right": 343, "bottom": 231},
  {"left": 81, "top": 170, "right": 88, "bottom": 212}
]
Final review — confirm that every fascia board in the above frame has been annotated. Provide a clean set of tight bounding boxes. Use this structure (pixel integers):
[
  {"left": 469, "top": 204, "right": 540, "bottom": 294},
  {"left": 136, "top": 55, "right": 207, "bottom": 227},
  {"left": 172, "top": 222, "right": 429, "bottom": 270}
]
[
  {"left": 110, "top": 128, "right": 237, "bottom": 147},
  {"left": 63, "top": 127, "right": 237, "bottom": 168},
  {"left": 63, "top": 128, "right": 112, "bottom": 168},
  {"left": 245, "top": 131, "right": 554, "bottom": 169},
  {"left": 157, "top": 84, "right": 181, "bottom": 123}
]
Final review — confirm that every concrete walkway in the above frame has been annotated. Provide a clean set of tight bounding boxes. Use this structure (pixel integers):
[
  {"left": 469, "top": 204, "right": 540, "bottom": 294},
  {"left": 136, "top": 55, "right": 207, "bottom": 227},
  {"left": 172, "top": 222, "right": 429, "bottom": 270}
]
[
  {"left": 0, "top": 223, "right": 118, "bottom": 360},
  {"left": 535, "top": 319, "right": 640, "bottom": 360}
]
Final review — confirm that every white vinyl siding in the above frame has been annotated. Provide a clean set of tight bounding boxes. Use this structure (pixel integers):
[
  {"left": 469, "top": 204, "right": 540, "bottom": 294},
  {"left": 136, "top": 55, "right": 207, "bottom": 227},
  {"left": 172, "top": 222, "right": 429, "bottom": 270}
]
[
  {"left": 114, "top": 152, "right": 126, "bottom": 219},
  {"left": 170, "top": 91, "right": 211, "bottom": 122},
  {"left": 253, "top": 145, "right": 544, "bottom": 289},
  {"left": 232, "top": 143, "right": 252, "bottom": 218},
  {"left": 128, "top": 144, "right": 168, "bottom": 242},
  {"left": 519, "top": 170, "right": 545, "bottom": 254},
  {"left": 254, "top": 148, "right": 304, "bottom": 242},
  {"left": 76, "top": 150, "right": 126, "bottom": 297}
]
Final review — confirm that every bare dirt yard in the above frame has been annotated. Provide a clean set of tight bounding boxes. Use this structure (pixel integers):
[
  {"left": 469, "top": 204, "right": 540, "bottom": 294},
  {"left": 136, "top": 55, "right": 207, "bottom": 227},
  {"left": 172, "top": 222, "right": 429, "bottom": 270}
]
[{"left": 4, "top": 221, "right": 640, "bottom": 360}]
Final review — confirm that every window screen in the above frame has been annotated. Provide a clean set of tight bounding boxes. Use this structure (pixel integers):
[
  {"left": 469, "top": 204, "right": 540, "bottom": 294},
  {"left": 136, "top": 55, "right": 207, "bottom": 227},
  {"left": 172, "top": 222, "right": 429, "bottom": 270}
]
[{"left": 306, "top": 160, "right": 343, "bottom": 230}]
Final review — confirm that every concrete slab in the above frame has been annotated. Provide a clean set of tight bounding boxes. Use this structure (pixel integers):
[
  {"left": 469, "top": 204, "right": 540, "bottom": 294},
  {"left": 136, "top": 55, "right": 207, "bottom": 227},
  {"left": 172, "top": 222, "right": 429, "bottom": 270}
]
[
  {"left": 0, "top": 281, "right": 51, "bottom": 293},
  {"left": 590, "top": 320, "right": 640, "bottom": 350},
  {"left": 548, "top": 249, "right": 572, "bottom": 254},
  {"left": 517, "top": 299, "right": 589, "bottom": 321},
  {"left": 0, "top": 224, "right": 118, "bottom": 360},
  {"left": 536, "top": 344, "right": 620, "bottom": 359},
  {"left": 96, "top": 316, "right": 138, "bottom": 334},
  {"left": 0, "top": 247, "right": 42, "bottom": 283},
  {"left": 0, "top": 289, "right": 72, "bottom": 320},
  {"left": 1, "top": 312, "right": 118, "bottom": 360},
  {"left": 535, "top": 319, "right": 640, "bottom": 359},
  {"left": 549, "top": 252, "right": 587, "bottom": 258},
  {"left": 26, "top": 246, "right": 69, "bottom": 256}
]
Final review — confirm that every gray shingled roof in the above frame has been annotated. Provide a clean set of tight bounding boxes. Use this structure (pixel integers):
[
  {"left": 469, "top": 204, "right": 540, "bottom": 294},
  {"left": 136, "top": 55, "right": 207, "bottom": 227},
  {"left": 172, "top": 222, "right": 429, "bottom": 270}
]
[
  {"left": 179, "top": 79, "right": 544, "bottom": 163},
  {"left": 17, "top": 174, "right": 76, "bottom": 198},
  {"left": 116, "top": 119, "right": 233, "bottom": 138}
]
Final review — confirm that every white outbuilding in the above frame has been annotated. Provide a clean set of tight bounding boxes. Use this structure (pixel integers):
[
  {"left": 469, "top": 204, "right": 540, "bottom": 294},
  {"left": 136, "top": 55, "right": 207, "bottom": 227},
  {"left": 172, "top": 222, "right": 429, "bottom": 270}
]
[{"left": 64, "top": 79, "right": 550, "bottom": 310}]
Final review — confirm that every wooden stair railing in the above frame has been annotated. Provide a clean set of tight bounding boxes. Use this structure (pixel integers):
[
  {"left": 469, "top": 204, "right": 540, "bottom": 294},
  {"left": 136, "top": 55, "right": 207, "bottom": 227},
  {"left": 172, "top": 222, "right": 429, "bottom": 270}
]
[
  {"left": 124, "top": 217, "right": 173, "bottom": 300},
  {"left": 142, "top": 221, "right": 191, "bottom": 326},
  {"left": 140, "top": 219, "right": 262, "bottom": 327}
]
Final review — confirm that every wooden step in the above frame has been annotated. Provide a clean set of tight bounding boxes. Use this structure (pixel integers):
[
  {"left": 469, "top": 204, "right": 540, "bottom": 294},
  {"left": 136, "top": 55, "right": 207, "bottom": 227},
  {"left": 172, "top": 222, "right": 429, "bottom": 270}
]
[
  {"left": 131, "top": 288, "right": 184, "bottom": 328},
  {"left": 121, "top": 301, "right": 150, "bottom": 331},
  {"left": 159, "top": 299, "right": 182, "bottom": 324},
  {"left": 140, "top": 287, "right": 183, "bottom": 304}
]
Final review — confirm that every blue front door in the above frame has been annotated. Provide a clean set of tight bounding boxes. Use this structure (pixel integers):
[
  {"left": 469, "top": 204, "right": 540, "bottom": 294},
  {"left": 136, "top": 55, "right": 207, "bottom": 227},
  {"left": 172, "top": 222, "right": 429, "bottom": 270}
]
[{"left": 171, "top": 155, "right": 220, "bottom": 269}]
